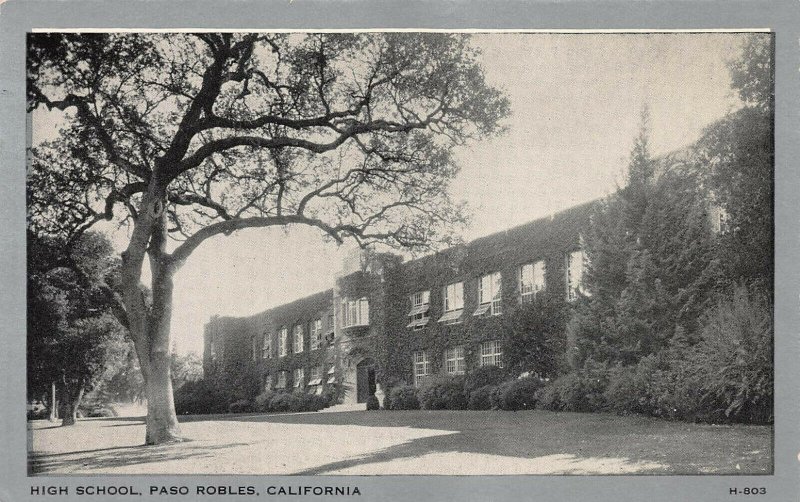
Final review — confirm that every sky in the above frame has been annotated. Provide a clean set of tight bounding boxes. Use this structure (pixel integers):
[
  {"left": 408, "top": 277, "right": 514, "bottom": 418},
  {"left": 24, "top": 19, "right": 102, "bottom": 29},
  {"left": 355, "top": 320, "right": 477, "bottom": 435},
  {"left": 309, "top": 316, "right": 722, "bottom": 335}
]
[{"left": 32, "top": 32, "right": 750, "bottom": 355}]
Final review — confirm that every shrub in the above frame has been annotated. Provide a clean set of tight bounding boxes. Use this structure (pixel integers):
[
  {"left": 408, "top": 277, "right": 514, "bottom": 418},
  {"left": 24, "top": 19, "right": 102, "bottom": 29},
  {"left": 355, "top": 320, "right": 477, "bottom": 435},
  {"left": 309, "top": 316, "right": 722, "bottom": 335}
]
[
  {"left": 174, "top": 379, "right": 229, "bottom": 415},
  {"left": 228, "top": 399, "right": 252, "bottom": 414},
  {"left": 468, "top": 385, "right": 496, "bottom": 410},
  {"left": 366, "top": 395, "right": 380, "bottom": 410},
  {"left": 254, "top": 390, "right": 276, "bottom": 412},
  {"left": 497, "top": 376, "right": 544, "bottom": 410},
  {"left": 418, "top": 376, "right": 467, "bottom": 410},
  {"left": 387, "top": 385, "right": 420, "bottom": 410},
  {"left": 682, "top": 287, "right": 773, "bottom": 423},
  {"left": 489, "top": 380, "right": 513, "bottom": 410},
  {"left": 464, "top": 365, "right": 508, "bottom": 395},
  {"left": 269, "top": 392, "right": 293, "bottom": 412}
]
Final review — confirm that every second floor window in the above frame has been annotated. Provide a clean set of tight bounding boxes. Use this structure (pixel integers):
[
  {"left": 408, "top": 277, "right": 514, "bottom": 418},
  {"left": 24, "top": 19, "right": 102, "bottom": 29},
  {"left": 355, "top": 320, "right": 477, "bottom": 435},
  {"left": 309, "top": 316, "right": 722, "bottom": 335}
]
[
  {"left": 262, "top": 332, "right": 271, "bottom": 359},
  {"left": 520, "top": 260, "right": 546, "bottom": 302},
  {"left": 342, "top": 297, "right": 370, "bottom": 327},
  {"left": 278, "top": 326, "right": 288, "bottom": 357},
  {"left": 293, "top": 324, "right": 304, "bottom": 354},
  {"left": 407, "top": 290, "right": 430, "bottom": 329},
  {"left": 310, "top": 318, "right": 323, "bottom": 349},
  {"left": 438, "top": 282, "right": 464, "bottom": 324},
  {"left": 566, "top": 249, "right": 588, "bottom": 301},
  {"left": 475, "top": 272, "right": 502, "bottom": 316}
]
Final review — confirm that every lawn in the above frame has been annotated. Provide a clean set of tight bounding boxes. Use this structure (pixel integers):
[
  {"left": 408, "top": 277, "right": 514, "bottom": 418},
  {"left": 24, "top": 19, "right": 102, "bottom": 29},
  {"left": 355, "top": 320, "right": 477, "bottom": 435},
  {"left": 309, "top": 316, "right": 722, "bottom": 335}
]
[{"left": 28, "top": 409, "right": 772, "bottom": 475}]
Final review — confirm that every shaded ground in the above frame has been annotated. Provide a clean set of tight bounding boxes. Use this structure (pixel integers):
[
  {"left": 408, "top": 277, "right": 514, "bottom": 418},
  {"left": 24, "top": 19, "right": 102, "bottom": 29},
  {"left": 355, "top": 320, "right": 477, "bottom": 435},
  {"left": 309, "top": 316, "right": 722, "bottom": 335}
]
[{"left": 29, "top": 410, "right": 772, "bottom": 475}]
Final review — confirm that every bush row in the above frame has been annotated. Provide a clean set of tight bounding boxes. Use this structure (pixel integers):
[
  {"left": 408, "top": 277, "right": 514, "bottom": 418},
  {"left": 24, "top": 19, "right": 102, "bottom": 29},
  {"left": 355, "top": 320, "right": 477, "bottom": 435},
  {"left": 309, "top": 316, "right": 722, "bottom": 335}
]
[{"left": 174, "top": 380, "right": 337, "bottom": 415}]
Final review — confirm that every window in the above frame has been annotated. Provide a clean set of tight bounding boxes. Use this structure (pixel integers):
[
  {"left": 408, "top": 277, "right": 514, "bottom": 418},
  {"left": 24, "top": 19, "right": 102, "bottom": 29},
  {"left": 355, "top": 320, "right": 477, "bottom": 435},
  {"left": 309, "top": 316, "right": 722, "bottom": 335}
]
[
  {"left": 308, "top": 365, "right": 323, "bottom": 386},
  {"left": 519, "top": 260, "right": 546, "bottom": 302},
  {"left": 475, "top": 272, "right": 502, "bottom": 316},
  {"left": 438, "top": 282, "right": 464, "bottom": 324},
  {"left": 327, "top": 364, "right": 336, "bottom": 384},
  {"left": 278, "top": 326, "right": 288, "bottom": 357},
  {"left": 293, "top": 324, "right": 304, "bottom": 354},
  {"left": 310, "top": 318, "right": 323, "bottom": 350},
  {"left": 712, "top": 205, "right": 730, "bottom": 234},
  {"left": 445, "top": 346, "right": 465, "bottom": 375},
  {"left": 342, "top": 297, "right": 370, "bottom": 327},
  {"left": 293, "top": 367, "right": 305, "bottom": 388},
  {"left": 566, "top": 250, "right": 587, "bottom": 301},
  {"left": 275, "top": 370, "right": 287, "bottom": 389},
  {"left": 261, "top": 332, "right": 271, "bottom": 359},
  {"left": 480, "top": 340, "right": 503, "bottom": 367},
  {"left": 407, "top": 290, "right": 431, "bottom": 329},
  {"left": 413, "top": 350, "right": 431, "bottom": 387},
  {"left": 263, "top": 373, "right": 271, "bottom": 392},
  {"left": 209, "top": 340, "right": 216, "bottom": 359}
]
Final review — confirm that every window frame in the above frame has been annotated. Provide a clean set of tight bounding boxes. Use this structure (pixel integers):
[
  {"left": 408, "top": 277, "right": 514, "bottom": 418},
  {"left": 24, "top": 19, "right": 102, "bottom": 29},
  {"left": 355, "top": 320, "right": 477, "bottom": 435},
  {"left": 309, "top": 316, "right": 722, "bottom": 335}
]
[
  {"left": 566, "top": 249, "right": 587, "bottom": 302},
  {"left": 445, "top": 345, "right": 465, "bottom": 375},
  {"left": 413, "top": 350, "right": 431, "bottom": 387},
  {"left": 519, "top": 260, "right": 546, "bottom": 303},
  {"left": 293, "top": 324, "right": 304, "bottom": 354},
  {"left": 479, "top": 340, "right": 503, "bottom": 368},
  {"left": 342, "top": 297, "right": 370, "bottom": 327},
  {"left": 278, "top": 326, "right": 288, "bottom": 357},
  {"left": 476, "top": 272, "right": 502, "bottom": 316}
]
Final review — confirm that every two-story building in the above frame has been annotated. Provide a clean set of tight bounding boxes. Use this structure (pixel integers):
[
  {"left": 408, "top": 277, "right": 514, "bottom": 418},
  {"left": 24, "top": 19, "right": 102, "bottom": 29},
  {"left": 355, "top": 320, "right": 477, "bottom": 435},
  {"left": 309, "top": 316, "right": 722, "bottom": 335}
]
[{"left": 203, "top": 200, "right": 596, "bottom": 405}]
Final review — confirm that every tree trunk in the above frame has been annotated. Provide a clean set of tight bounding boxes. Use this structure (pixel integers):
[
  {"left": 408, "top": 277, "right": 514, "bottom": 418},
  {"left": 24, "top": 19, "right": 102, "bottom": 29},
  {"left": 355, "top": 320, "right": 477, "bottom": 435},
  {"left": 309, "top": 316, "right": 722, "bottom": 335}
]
[
  {"left": 60, "top": 383, "right": 84, "bottom": 426},
  {"left": 48, "top": 382, "right": 58, "bottom": 422}
]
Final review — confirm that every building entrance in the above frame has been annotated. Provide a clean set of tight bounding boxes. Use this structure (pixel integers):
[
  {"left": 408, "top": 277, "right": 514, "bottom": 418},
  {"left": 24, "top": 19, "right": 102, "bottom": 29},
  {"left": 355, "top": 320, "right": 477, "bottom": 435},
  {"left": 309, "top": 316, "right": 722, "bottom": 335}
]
[{"left": 355, "top": 358, "right": 376, "bottom": 403}]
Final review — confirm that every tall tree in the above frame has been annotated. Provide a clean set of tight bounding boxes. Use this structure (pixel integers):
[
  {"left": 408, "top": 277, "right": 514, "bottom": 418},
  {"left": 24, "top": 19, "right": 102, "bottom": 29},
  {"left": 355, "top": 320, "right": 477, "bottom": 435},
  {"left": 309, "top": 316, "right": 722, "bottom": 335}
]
[{"left": 27, "top": 33, "right": 508, "bottom": 443}]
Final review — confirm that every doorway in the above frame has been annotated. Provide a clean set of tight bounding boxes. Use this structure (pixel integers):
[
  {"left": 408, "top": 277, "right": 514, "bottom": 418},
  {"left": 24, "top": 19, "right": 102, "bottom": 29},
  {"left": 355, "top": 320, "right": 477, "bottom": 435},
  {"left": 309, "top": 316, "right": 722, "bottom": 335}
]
[{"left": 355, "top": 358, "right": 376, "bottom": 403}]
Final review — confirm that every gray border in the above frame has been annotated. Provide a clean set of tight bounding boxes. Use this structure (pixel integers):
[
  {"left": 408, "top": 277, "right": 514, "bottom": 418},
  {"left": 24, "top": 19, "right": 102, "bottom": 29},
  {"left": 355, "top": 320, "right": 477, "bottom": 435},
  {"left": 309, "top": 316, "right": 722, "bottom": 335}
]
[{"left": 2, "top": 1, "right": 798, "bottom": 501}]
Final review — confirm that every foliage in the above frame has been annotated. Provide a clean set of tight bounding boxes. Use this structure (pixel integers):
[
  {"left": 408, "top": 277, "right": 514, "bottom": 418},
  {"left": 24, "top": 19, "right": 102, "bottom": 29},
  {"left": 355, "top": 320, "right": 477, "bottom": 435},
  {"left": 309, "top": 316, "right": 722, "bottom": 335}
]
[
  {"left": 418, "top": 375, "right": 467, "bottom": 410},
  {"left": 501, "top": 295, "right": 568, "bottom": 378},
  {"left": 463, "top": 365, "right": 508, "bottom": 395},
  {"left": 268, "top": 392, "right": 294, "bottom": 412},
  {"left": 467, "top": 385, "right": 497, "bottom": 410},
  {"left": 171, "top": 352, "right": 203, "bottom": 391},
  {"left": 386, "top": 385, "right": 420, "bottom": 410},
  {"left": 494, "top": 376, "right": 544, "bottom": 411},
  {"left": 228, "top": 399, "right": 253, "bottom": 414},
  {"left": 366, "top": 395, "right": 380, "bottom": 411},
  {"left": 173, "top": 379, "right": 229, "bottom": 415},
  {"left": 254, "top": 390, "right": 276, "bottom": 412}
]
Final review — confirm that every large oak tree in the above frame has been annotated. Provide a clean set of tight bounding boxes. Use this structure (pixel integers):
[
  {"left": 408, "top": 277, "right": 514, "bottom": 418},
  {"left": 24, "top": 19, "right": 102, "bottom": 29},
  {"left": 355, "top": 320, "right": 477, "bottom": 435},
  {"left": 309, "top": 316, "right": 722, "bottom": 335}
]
[{"left": 27, "top": 32, "right": 508, "bottom": 443}]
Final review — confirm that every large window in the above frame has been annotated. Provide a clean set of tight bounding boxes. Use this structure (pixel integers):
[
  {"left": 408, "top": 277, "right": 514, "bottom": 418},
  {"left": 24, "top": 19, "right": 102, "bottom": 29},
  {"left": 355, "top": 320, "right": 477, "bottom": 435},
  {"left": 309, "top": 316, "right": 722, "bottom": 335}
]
[
  {"left": 438, "top": 282, "right": 464, "bottom": 324},
  {"left": 293, "top": 324, "right": 304, "bottom": 354},
  {"left": 342, "top": 297, "right": 370, "bottom": 327},
  {"left": 308, "top": 366, "right": 323, "bottom": 394},
  {"left": 480, "top": 340, "right": 503, "bottom": 367},
  {"left": 566, "top": 249, "right": 587, "bottom": 301},
  {"left": 475, "top": 272, "right": 502, "bottom": 316},
  {"left": 293, "top": 367, "right": 305, "bottom": 388},
  {"left": 262, "top": 332, "right": 271, "bottom": 359},
  {"left": 445, "top": 345, "right": 465, "bottom": 375},
  {"left": 519, "top": 260, "right": 546, "bottom": 302},
  {"left": 310, "top": 318, "right": 323, "bottom": 350},
  {"left": 413, "top": 350, "right": 431, "bottom": 387},
  {"left": 278, "top": 326, "right": 288, "bottom": 357},
  {"left": 275, "top": 370, "right": 287, "bottom": 389},
  {"left": 406, "top": 290, "right": 430, "bottom": 329}
]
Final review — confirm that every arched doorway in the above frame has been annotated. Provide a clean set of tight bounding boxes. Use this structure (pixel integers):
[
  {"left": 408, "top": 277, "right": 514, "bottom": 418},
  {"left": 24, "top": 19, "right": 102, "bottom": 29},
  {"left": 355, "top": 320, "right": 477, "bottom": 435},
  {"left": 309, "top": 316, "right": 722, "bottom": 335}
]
[{"left": 355, "top": 358, "right": 376, "bottom": 403}]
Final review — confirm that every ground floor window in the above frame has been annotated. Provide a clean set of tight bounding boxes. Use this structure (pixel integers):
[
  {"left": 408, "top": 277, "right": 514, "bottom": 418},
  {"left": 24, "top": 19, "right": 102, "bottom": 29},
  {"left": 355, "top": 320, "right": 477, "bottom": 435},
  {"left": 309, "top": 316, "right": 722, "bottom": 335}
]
[
  {"left": 445, "top": 345, "right": 465, "bottom": 375},
  {"left": 413, "top": 350, "right": 430, "bottom": 387},
  {"left": 275, "top": 370, "right": 287, "bottom": 389},
  {"left": 293, "top": 367, "right": 305, "bottom": 388},
  {"left": 480, "top": 340, "right": 503, "bottom": 367},
  {"left": 308, "top": 365, "right": 323, "bottom": 393},
  {"left": 327, "top": 364, "right": 336, "bottom": 384}
]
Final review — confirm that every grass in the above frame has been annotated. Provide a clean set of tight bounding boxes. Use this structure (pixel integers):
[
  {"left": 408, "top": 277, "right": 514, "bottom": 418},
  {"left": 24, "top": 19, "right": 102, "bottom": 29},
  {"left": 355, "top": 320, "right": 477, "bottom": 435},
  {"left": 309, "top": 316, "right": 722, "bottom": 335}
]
[{"left": 28, "top": 409, "right": 771, "bottom": 475}]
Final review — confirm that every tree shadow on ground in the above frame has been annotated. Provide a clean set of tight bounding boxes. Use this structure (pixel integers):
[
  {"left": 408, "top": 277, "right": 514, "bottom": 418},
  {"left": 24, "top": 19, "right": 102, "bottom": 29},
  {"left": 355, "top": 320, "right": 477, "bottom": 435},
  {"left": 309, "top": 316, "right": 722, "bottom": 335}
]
[
  {"left": 29, "top": 441, "right": 249, "bottom": 475},
  {"left": 184, "top": 410, "right": 771, "bottom": 475}
]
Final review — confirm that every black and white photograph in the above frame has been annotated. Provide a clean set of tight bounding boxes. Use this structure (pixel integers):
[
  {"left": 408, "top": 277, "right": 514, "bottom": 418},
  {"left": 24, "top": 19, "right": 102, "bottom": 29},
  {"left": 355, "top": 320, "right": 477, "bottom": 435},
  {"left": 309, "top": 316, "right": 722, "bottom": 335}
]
[{"left": 21, "top": 29, "right": 777, "bottom": 479}]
